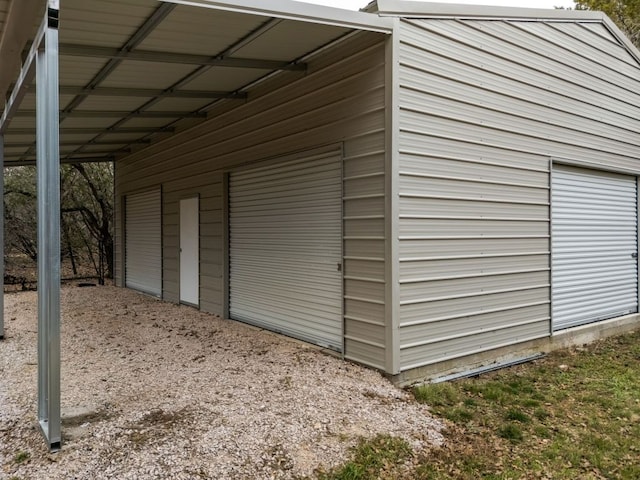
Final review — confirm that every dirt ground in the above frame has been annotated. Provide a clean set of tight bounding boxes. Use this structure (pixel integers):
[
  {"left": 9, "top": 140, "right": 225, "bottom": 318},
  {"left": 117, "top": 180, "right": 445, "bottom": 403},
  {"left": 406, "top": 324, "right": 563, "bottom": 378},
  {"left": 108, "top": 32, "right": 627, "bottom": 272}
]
[{"left": 0, "top": 285, "right": 443, "bottom": 479}]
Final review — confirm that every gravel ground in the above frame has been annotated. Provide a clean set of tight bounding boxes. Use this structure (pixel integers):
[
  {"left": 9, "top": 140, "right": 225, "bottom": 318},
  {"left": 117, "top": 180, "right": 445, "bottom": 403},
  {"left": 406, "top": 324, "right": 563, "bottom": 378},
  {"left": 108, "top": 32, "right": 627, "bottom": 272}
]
[{"left": 0, "top": 285, "right": 444, "bottom": 479}]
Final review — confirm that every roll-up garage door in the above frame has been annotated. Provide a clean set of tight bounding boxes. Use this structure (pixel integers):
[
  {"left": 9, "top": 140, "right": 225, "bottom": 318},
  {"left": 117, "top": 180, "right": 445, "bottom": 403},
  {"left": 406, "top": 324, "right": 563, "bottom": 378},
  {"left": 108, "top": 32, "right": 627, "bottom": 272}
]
[
  {"left": 229, "top": 150, "right": 343, "bottom": 351},
  {"left": 125, "top": 189, "right": 162, "bottom": 297},
  {"left": 552, "top": 165, "right": 638, "bottom": 330}
]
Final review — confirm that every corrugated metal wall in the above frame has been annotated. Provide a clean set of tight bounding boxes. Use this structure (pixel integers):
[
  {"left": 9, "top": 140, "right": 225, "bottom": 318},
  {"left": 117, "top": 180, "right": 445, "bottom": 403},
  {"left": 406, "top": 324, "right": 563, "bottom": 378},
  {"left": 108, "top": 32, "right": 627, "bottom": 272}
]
[
  {"left": 396, "top": 18, "right": 640, "bottom": 371},
  {"left": 114, "top": 32, "right": 389, "bottom": 370}
]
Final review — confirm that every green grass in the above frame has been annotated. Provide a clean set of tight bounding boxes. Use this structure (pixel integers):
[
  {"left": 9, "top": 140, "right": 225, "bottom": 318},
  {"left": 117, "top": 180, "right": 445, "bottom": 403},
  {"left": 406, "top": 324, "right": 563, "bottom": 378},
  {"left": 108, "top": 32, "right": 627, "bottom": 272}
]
[
  {"left": 13, "top": 451, "right": 30, "bottom": 464},
  {"left": 319, "top": 330, "right": 640, "bottom": 479},
  {"left": 314, "top": 434, "right": 412, "bottom": 480}
]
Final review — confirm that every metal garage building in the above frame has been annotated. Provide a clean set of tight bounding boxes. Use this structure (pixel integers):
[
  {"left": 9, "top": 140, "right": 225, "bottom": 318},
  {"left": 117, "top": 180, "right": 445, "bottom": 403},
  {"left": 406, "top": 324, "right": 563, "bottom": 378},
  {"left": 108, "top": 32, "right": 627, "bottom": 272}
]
[{"left": 1, "top": 0, "right": 640, "bottom": 449}]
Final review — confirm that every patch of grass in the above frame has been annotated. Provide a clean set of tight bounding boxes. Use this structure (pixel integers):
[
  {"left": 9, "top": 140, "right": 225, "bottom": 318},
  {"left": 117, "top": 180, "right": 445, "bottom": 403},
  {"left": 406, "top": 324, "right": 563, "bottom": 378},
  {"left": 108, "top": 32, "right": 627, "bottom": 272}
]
[
  {"left": 444, "top": 407, "right": 474, "bottom": 424},
  {"left": 413, "top": 382, "right": 460, "bottom": 407},
  {"left": 325, "top": 330, "right": 640, "bottom": 479},
  {"left": 315, "top": 434, "right": 412, "bottom": 480},
  {"left": 497, "top": 423, "right": 524, "bottom": 442},
  {"left": 504, "top": 409, "right": 530, "bottom": 423},
  {"left": 13, "top": 451, "right": 30, "bottom": 464}
]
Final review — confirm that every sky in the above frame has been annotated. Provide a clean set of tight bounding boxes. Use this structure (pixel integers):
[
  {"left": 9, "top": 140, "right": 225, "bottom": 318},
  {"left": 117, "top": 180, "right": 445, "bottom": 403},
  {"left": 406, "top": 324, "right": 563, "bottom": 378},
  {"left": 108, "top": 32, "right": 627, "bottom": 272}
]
[{"left": 297, "top": 0, "right": 576, "bottom": 10}]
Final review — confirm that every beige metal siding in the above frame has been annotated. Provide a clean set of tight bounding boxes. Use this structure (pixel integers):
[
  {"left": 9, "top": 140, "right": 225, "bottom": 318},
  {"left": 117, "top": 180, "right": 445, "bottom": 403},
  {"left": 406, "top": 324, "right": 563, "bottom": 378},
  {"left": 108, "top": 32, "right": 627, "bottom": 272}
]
[
  {"left": 114, "top": 32, "right": 388, "bottom": 370},
  {"left": 397, "top": 18, "right": 640, "bottom": 371}
]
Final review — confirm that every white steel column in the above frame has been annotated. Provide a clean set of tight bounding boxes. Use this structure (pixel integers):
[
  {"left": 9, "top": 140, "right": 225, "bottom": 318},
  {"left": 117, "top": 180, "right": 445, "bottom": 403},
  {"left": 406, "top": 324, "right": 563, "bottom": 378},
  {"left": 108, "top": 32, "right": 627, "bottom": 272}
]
[
  {"left": 0, "top": 135, "right": 4, "bottom": 340},
  {"left": 36, "top": 1, "right": 61, "bottom": 451}
]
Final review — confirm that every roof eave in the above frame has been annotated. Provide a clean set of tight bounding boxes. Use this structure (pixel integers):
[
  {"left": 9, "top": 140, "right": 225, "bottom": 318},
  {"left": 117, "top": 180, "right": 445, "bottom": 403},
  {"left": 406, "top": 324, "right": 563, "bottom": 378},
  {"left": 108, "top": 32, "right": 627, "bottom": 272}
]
[
  {"left": 600, "top": 15, "right": 640, "bottom": 65},
  {"left": 164, "top": 0, "right": 394, "bottom": 33},
  {"left": 376, "top": 0, "right": 604, "bottom": 21}
]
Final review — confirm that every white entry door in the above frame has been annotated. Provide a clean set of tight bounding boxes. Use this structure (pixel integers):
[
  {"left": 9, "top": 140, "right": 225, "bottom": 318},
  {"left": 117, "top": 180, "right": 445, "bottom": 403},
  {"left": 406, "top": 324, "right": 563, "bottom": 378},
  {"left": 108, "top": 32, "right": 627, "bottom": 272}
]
[{"left": 180, "top": 197, "right": 199, "bottom": 306}]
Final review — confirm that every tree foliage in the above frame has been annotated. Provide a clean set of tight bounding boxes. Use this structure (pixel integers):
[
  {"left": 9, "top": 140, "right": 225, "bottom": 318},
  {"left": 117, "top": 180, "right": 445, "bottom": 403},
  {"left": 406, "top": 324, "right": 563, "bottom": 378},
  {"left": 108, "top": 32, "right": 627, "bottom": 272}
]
[
  {"left": 574, "top": 0, "right": 640, "bottom": 48},
  {"left": 4, "top": 162, "right": 114, "bottom": 284}
]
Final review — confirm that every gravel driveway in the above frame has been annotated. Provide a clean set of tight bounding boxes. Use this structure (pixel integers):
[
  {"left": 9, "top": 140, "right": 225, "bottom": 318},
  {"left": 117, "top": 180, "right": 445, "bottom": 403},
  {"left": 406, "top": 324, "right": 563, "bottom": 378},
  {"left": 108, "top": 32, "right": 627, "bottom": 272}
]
[{"left": 0, "top": 285, "right": 443, "bottom": 479}]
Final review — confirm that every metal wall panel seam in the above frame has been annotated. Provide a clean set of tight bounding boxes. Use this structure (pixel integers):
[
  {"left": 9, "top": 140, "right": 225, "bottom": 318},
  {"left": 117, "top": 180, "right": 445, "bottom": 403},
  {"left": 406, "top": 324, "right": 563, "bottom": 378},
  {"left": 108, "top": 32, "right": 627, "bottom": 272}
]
[
  {"left": 399, "top": 106, "right": 640, "bottom": 160},
  {"left": 400, "top": 127, "right": 640, "bottom": 168},
  {"left": 344, "top": 256, "right": 385, "bottom": 262},
  {"left": 400, "top": 267, "right": 551, "bottom": 284},
  {"left": 399, "top": 88, "right": 640, "bottom": 151},
  {"left": 343, "top": 276, "right": 386, "bottom": 284},
  {"left": 343, "top": 148, "right": 386, "bottom": 161},
  {"left": 400, "top": 252, "right": 550, "bottom": 262},
  {"left": 399, "top": 171, "right": 550, "bottom": 190},
  {"left": 344, "top": 215, "right": 385, "bottom": 220},
  {"left": 399, "top": 193, "right": 548, "bottom": 206},
  {"left": 399, "top": 149, "right": 550, "bottom": 173},
  {"left": 400, "top": 215, "right": 549, "bottom": 222},
  {"left": 399, "top": 283, "right": 551, "bottom": 306},
  {"left": 343, "top": 335, "right": 385, "bottom": 349},
  {"left": 344, "top": 315, "right": 386, "bottom": 326},
  {"left": 344, "top": 295, "right": 385, "bottom": 305},
  {"left": 400, "top": 317, "right": 549, "bottom": 350},
  {"left": 344, "top": 172, "right": 386, "bottom": 181},
  {"left": 399, "top": 300, "right": 551, "bottom": 327}
]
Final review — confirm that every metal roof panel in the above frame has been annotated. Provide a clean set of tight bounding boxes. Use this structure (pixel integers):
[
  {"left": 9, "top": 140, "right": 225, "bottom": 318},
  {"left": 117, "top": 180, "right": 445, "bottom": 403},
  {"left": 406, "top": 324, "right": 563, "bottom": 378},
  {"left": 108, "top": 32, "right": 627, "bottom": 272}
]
[
  {"left": 99, "top": 61, "right": 197, "bottom": 89},
  {"left": 138, "top": 5, "right": 268, "bottom": 55},
  {"left": 232, "top": 21, "right": 350, "bottom": 61}
]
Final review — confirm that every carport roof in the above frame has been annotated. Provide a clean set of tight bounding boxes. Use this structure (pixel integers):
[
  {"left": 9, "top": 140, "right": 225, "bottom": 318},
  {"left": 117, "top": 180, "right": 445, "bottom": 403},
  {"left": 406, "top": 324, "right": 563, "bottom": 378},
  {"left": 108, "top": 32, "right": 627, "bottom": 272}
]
[{"left": 0, "top": 0, "right": 392, "bottom": 166}]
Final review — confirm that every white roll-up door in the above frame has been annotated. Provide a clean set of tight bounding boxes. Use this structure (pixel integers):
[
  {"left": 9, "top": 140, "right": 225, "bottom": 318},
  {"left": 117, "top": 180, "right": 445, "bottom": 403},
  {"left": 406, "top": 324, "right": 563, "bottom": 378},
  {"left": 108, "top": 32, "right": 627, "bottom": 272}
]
[
  {"left": 125, "top": 189, "right": 162, "bottom": 297},
  {"left": 229, "top": 150, "right": 343, "bottom": 351},
  {"left": 552, "top": 165, "right": 638, "bottom": 330}
]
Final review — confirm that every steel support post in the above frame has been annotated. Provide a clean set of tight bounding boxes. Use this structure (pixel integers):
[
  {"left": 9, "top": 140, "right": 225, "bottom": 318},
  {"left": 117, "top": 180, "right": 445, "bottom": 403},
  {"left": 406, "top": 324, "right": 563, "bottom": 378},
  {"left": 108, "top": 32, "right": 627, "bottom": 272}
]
[
  {"left": 0, "top": 135, "right": 4, "bottom": 340},
  {"left": 36, "top": 2, "right": 61, "bottom": 451}
]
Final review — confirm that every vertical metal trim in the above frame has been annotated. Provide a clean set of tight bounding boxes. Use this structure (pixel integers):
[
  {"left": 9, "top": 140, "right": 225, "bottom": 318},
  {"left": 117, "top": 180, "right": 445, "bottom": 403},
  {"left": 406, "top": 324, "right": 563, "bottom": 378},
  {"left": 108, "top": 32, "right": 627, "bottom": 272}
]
[
  {"left": 36, "top": 4, "right": 61, "bottom": 451},
  {"left": 636, "top": 176, "right": 639, "bottom": 314},
  {"left": 548, "top": 158, "right": 554, "bottom": 336},
  {"left": 160, "top": 184, "right": 164, "bottom": 300},
  {"left": 0, "top": 135, "right": 4, "bottom": 340},
  {"left": 339, "top": 142, "right": 345, "bottom": 357},
  {"left": 121, "top": 194, "right": 127, "bottom": 288},
  {"left": 222, "top": 172, "right": 230, "bottom": 319},
  {"left": 384, "top": 19, "right": 401, "bottom": 375},
  {"left": 112, "top": 160, "right": 118, "bottom": 286}
]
